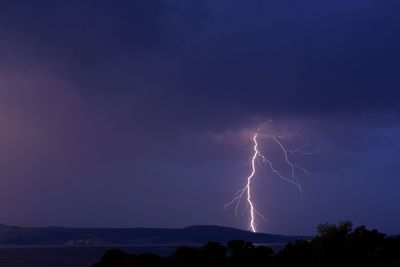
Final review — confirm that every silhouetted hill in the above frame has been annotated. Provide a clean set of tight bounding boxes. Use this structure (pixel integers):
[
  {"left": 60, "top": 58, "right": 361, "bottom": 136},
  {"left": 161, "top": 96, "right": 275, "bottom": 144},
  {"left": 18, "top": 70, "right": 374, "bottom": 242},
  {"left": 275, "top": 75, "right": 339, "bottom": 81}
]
[{"left": 0, "top": 224, "right": 306, "bottom": 246}]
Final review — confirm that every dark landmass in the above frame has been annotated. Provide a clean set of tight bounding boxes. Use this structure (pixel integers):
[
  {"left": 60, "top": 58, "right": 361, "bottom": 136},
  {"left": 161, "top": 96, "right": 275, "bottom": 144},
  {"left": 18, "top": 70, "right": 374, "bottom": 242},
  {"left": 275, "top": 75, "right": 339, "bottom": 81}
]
[
  {"left": 0, "top": 224, "right": 306, "bottom": 246},
  {"left": 92, "top": 221, "right": 400, "bottom": 267}
]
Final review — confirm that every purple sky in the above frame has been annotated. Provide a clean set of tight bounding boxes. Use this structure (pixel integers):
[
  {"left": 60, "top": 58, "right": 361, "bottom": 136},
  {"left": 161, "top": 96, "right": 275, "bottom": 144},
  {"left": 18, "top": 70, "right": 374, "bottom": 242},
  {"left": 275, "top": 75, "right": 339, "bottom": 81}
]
[{"left": 0, "top": 0, "right": 400, "bottom": 235}]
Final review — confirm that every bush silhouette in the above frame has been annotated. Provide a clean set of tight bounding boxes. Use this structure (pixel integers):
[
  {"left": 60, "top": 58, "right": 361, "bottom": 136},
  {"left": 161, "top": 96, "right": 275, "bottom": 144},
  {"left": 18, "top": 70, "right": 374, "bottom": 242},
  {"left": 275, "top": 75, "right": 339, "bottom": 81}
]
[
  {"left": 92, "top": 249, "right": 135, "bottom": 267},
  {"left": 166, "top": 246, "right": 200, "bottom": 267},
  {"left": 199, "top": 241, "right": 226, "bottom": 267}
]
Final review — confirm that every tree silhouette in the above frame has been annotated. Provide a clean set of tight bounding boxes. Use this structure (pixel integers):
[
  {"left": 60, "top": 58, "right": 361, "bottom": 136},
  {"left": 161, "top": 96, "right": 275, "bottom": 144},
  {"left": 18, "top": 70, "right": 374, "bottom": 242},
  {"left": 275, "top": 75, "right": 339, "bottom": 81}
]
[{"left": 92, "top": 221, "right": 400, "bottom": 267}]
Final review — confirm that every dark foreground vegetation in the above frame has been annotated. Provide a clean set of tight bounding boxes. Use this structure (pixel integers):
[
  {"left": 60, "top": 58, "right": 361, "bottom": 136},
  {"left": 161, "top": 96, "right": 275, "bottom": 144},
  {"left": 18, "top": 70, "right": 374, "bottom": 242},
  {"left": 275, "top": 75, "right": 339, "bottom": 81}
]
[{"left": 92, "top": 221, "right": 400, "bottom": 267}]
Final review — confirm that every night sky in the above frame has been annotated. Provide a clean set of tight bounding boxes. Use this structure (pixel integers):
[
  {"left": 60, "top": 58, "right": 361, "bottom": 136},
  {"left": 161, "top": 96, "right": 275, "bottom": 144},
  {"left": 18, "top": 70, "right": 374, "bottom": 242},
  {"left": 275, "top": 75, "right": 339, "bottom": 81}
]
[{"left": 1, "top": 0, "right": 400, "bottom": 235}]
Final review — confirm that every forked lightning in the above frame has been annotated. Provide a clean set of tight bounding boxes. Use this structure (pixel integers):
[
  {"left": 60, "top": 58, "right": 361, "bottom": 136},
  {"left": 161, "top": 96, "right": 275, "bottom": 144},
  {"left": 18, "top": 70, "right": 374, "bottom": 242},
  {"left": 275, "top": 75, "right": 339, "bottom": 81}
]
[{"left": 225, "top": 131, "right": 316, "bottom": 233}]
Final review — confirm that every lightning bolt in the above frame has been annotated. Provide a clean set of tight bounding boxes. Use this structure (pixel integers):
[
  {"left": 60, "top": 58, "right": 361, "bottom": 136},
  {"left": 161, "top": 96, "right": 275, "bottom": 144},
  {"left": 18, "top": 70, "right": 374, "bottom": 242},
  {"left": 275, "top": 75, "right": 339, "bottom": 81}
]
[
  {"left": 246, "top": 132, "right": 260, "bottom": 232},
  {"left": 225, "top": 131, "right": 316, "bottom": 233}
]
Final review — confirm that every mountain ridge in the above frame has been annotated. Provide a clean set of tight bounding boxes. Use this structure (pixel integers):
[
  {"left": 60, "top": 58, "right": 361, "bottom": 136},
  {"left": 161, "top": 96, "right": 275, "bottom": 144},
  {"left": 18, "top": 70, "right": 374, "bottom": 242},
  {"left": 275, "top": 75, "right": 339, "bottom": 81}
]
[{"left": 0, "top": 224, "right": 308, "bottom": 247}]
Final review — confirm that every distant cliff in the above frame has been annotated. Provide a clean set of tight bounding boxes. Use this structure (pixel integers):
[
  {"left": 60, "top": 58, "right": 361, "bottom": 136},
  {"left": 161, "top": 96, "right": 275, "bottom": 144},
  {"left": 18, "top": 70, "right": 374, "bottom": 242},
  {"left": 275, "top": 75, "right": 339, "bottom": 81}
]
[{"left": 0, "top": 224, "right": 306, "bottom": 246}]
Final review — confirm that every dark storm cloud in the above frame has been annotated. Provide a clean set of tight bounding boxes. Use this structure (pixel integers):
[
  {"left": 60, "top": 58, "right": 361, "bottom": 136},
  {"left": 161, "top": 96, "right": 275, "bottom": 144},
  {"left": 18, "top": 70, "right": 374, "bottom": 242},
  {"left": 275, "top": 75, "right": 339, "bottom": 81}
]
[
  {"left": 176, "top": 0, "right": 400, "bottom": 117},
  {"left": 2, "top": 0, "right": 400, "bottom": 127},
  {"left": 0, "top": 0, "right": 400, "bottom": 233}
]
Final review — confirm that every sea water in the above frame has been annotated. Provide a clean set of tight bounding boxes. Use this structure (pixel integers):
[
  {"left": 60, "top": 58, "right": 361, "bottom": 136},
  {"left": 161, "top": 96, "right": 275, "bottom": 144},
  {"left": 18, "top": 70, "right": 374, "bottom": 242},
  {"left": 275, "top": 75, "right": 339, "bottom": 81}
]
[
  {"left": 0, "top": 246, "right": 177, "bottom": 267},
  {"left": 0, "top": 244, "right": 285, "bottom": 267}
]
